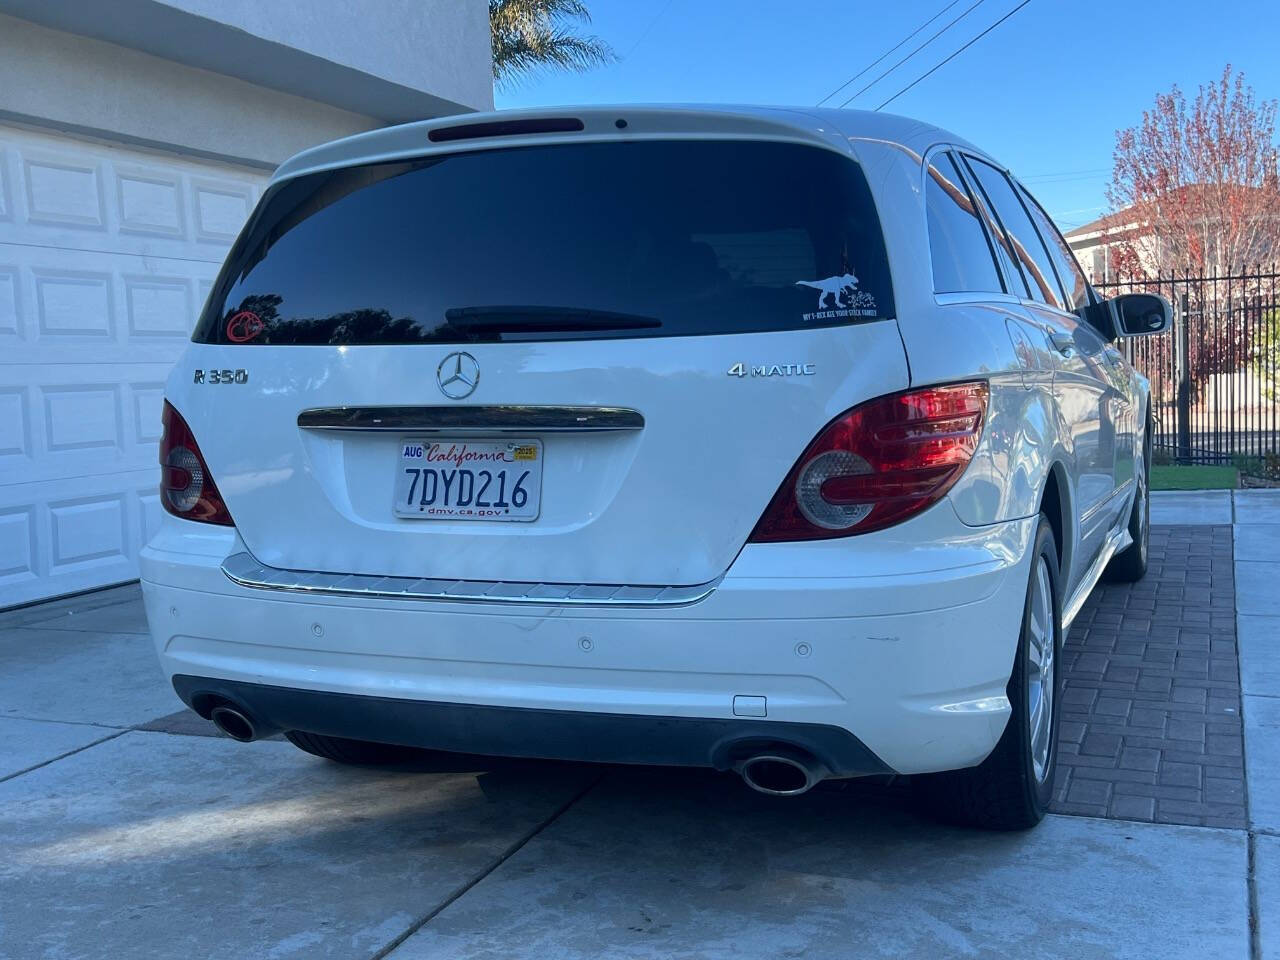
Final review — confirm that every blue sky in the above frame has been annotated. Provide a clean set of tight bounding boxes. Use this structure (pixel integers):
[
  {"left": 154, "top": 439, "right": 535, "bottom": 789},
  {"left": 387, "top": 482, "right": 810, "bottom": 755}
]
[{"left": 495, "top": 0, "right": 1280, "bottom": 232}]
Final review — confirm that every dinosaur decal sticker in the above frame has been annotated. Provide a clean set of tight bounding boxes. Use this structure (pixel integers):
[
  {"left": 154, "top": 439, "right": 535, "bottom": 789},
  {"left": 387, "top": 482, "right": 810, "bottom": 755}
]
[
  {"left": 795, "top": 273, "right": 859, "bottom": 308},
  {"left": 795, "top": 271, "right": 880, "bottom": 322}
]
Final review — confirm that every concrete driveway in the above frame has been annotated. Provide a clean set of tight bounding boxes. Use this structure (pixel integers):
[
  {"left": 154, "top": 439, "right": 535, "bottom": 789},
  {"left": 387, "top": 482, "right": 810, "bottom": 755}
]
[{"left": 1, "top": 489, "right": 1276, "bottom": 959}]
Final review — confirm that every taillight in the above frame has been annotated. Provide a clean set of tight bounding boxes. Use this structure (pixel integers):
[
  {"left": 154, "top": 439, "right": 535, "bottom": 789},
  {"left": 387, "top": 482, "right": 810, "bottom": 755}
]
[
  {"left": 159, "top": 401, "right": 234, "bottom": 526},
  {"left": 749, "top": 381, "right": 988, "bottom": 542}
]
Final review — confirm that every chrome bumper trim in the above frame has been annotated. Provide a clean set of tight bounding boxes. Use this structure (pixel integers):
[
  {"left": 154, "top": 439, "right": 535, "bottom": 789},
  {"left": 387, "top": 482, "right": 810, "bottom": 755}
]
[
  {"left": 220, "top": 552, "right": 718, "bottom": 607},
  {"left": 297, "top": 405, "right": 644, "bottom": 433}
]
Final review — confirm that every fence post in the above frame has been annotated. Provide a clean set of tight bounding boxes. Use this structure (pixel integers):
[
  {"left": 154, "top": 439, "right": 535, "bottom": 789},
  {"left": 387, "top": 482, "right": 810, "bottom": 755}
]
[{"left": 1176, "top": 292, "right": 1192, "bottom": 463}]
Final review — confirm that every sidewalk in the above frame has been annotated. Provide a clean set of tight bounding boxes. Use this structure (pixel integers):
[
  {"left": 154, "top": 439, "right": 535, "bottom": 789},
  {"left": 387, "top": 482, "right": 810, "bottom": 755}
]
[
  {"left": 0, "top": 491, "right": 1275, "bottom": 958},
  {"left": 1153, "top": 489, "right": 1280, "bottom": 956}
]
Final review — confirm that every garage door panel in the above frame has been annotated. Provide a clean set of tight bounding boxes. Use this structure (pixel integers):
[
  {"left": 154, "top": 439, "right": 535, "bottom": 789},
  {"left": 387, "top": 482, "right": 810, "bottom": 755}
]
[
  {"left": 0, "top": 147, "right": 11, "bottom": 221},
  {"left": 32, "top": 267, "right": 115, "bottom": 337},
  {"left": 191, "top": 177, "right": 257, "bottom": 244},
  {"left": 139, "top": 488, "right": 163, "bottom": 547},
  {"left": 49, "top": 492, "right": 129, "bottom": 570},
  {"left": 0, "top": 123, "right": 267, "bottom": 606},
  {"left": 115, "top": 164, "right": 186, "bottom": 239},
  {"left": 42, "top": 382, "right": 122, "bottom": 452},
  {"left": 21, "top": 150, "right": 107, "bottom": 230},
  {"left": 123, "top": 274, "right": 193, "bottom": 338},
  {"left": 0, "top": 469, "right": 155, "bottom": 605},
  {"left": 0, "top": 386, "right": 30, "bottom": 458},
  {"left": 0, "top": 223, "right": 237, "bottom": 263},
  {"left": 0, "top": 265, "right": 18, "bottom": 336},
  {"left": 0, "top": 125, "right": 262, "bottom": 262},
  {"left": 0, "top": 247, "right": 224, "bottom": 355},
  {"left": 0, "top": 365, "right": 176, "bottom": 485},
  {"left": 0, "top": 504, "right": 37, "bottom": 583},
  {"left": 132, "top": 382, "right": 166, "bottom": 445}
]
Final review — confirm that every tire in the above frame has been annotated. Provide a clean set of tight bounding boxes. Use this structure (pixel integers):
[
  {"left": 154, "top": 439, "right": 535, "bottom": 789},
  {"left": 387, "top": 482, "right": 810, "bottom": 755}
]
[
  {"left": 916, "top": 514, "right": 1062, "bottom": 830},
  {"left": 1104, "top": 412, "right": 1151, "bottom": 583},
  {"left": 285, "top": 730, "right": 424, "bottom": 765}
]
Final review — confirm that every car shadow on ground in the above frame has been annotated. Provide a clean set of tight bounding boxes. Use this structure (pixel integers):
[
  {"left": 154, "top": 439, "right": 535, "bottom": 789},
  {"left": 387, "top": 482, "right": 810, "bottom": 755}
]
[
  {"left": 4, "top": 729, "right": 1246, "bottom": 960},
  {"left": 363, "top": 747, "right": 918, "bottom": 814}
]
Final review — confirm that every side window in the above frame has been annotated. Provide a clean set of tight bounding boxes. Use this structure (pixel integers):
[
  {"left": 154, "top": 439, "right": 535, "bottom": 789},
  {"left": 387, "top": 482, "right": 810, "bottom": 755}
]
[
  {"left": 961, "top": 162, "right": 1030, "bottom": 299},
  {"left": 964, "top": 157, "right": 1068, "bottom": 311},
  {"left": 1018, "top": 185, "right": 1092, "bottom": 311},
  {"left": 924, "top": 152, "right": 1003, "bottom": 294}
]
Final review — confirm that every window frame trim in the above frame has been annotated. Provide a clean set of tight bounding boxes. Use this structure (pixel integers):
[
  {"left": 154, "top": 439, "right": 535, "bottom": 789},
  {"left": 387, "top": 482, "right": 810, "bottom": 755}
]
[
  {"left": 1010, "top": 178, "right": 1100, "bottom": 311},
  {"left": 957, "top": 151, "right": 1052, "bottom": 306},
  {"left": 921, "top": 144, "right": 1009, "bottom": 299},
  {"left": 921, "top": 144, "right": 1105, "bottom": 323}
]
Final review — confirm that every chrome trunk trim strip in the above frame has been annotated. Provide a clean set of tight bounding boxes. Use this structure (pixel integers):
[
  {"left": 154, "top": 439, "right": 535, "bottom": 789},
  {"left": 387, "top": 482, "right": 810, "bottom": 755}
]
[
  {"left": 297, "top": 405, "right": 644, "bottom": 433},
  {"left": 220, "top": 552, "right": 717, "bottom": 607}
]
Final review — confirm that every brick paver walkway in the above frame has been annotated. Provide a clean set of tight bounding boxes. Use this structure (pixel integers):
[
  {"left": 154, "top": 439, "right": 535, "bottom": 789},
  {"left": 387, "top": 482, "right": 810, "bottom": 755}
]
[{"left": 1050, "top": 525, "right": 1245, "bottom": 827}]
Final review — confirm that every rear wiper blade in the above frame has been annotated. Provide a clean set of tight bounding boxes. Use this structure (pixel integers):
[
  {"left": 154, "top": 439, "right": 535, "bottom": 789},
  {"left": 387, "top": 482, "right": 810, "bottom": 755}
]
[{"left": 443, "top": 305, "right": 662, "bottom": 333}]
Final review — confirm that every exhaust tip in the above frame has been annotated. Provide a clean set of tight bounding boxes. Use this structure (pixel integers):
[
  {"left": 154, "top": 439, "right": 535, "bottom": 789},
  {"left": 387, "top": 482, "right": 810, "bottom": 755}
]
[
  {"left": 209, "top": 704, "right": 257, "bottom": 743},
  {"left": 738, "top": 750, "right": 828, "bottom": 797}
]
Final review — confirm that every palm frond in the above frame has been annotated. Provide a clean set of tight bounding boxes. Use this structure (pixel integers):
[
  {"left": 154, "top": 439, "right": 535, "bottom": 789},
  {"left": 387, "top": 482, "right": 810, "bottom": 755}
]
[{"left": 490, "top": 0, "right": 616, "bottom": 87}]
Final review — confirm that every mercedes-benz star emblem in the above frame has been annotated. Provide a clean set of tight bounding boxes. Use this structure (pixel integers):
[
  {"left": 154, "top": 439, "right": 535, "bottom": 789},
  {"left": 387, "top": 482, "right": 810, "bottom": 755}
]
[{"left": 437, "top": 351, "right": 480, "bottom": 400}]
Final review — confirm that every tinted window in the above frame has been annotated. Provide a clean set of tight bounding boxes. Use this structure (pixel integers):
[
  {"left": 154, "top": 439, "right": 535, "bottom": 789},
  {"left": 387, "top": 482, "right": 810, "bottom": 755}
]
[
  {"left": 964, "top": 157, "right": 1067, "bottom": 310},
  {"left": 964, "top": 166, "right": 1029, "bottom": 299},
  {"left": 925, "top": 153, "right": 1003, "bottom": 293},
  {"left": 1018, "top": 185, "right": 1092, "bottom": 310},
  {"left": 194, "top": 140, "right": 895, "bottom": 345}
]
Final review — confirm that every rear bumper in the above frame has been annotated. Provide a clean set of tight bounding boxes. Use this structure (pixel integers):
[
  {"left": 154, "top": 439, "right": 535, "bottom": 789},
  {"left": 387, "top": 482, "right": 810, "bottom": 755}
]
[
  {"left": 171, "top": 676, "right": 890, "bottom": 777},
  {"left": 140, "top": 502, "right": 1037, "bottom": 776}
]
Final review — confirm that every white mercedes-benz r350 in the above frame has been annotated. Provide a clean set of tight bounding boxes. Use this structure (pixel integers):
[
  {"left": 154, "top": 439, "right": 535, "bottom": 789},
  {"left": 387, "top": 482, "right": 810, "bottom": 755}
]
[{"left": 142, "top": 106, "right": 1171, "bottom": 829}]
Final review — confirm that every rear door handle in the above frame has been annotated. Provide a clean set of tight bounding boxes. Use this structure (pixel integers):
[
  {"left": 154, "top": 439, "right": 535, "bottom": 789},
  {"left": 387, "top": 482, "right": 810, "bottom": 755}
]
[{"left": 1048, "top": 331, "right": 1076, "bottom": 357}]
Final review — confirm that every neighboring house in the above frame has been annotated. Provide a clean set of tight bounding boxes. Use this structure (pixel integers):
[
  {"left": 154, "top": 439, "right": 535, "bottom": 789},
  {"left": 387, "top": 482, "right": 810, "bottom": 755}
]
[
  {"left": 1067, "top": 184, "right": 1280, "bottom": 283},
  {"left": 1065, "top": 209, "right": 1147, "bottom": 283},
  {"left": 0, "top": 1, "right": 493, "bottom": 607}
]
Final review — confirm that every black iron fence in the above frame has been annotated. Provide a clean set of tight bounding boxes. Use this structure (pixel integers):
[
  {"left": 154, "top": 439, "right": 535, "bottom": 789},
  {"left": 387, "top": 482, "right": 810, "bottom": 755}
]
[{"left": 1095, "top": 265, "right": 1280, "bottom": 466}]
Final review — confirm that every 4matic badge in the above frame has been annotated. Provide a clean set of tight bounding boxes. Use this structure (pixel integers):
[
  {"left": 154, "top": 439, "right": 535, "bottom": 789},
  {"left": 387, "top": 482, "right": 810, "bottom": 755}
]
[{"left": 727, "top": 362, "right": 816, "bottom": 378}]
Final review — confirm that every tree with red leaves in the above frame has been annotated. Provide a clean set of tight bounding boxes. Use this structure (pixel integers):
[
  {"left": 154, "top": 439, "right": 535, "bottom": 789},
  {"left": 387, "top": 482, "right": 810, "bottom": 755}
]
[{"left": 1108, "top": 66, "right": 1280, "bottom": 276}]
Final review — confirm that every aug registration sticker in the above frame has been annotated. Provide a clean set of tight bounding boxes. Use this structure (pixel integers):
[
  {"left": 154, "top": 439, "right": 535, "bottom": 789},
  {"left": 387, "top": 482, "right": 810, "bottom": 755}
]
[{"left": 393, "top": 439, "right": 542, "bottom": 521}]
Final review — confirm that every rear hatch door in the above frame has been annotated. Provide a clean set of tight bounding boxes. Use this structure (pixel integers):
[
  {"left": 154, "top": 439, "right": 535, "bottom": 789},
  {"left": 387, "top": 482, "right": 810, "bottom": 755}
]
[{"left": 174, "top": 132, "right": 907, "bottom": 586}]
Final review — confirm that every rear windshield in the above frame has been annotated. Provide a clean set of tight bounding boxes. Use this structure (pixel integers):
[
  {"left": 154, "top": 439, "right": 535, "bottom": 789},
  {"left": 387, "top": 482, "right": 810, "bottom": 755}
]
[{"left": 193, "top": 139, "right": 895, "bottom": 345}]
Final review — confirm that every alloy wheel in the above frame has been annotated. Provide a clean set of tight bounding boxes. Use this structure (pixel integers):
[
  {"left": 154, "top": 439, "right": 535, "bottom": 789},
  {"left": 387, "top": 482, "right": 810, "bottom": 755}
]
[{"left": 1026, "top": 556, "right": 1055, "bottom": 784}]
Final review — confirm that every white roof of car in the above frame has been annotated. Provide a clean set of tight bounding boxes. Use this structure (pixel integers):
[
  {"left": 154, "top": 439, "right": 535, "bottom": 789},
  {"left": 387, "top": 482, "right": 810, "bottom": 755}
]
[{"left": 271, "top": 105, "right": 983, "bottom": 185}]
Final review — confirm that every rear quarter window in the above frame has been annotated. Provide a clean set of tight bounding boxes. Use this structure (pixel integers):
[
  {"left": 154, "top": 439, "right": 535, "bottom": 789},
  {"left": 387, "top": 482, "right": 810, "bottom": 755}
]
[
  {"left": 964, "top": 157, "right": 1068, "bottom": 310},
  {"left": 925, "top": 152, "right": 1004, "bottom": 294},
  {"left": 193, "top": 140, "right": 895, "bottom": 345}
]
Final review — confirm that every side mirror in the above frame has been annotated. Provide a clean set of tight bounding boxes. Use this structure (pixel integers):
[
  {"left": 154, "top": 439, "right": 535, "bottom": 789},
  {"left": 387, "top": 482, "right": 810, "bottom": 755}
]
[{"left": 1110, "top": 292, "right": 1172, "bottom": 337}]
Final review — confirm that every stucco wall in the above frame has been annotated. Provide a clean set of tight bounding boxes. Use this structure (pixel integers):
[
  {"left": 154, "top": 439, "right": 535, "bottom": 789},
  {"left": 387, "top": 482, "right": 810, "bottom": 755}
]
[
  {"left": 0, "top": 0, "right": 493, "bottom": 124},
  {"left": 0, "top": 13, "right": 383, "bottom": 169},
  {"left": 155, "top": 0, "right": 493, "bottom": 114}
]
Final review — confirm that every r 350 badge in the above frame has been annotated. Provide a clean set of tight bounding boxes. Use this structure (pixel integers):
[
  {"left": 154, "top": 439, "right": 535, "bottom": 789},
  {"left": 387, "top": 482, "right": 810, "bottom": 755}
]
[{"left": 194, "top": 369, "right": 248, "bottom": 384}]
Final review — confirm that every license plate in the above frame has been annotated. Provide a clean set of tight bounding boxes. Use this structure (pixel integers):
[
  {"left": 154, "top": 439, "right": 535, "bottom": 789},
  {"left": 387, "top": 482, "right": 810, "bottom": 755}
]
[{"left": 394, "top": 439, "right": 542, "bottom": 521}]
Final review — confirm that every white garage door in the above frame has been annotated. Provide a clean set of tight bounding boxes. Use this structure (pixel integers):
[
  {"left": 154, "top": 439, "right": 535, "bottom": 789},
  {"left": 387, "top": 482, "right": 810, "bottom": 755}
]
[{"left": 0, "top": 123, "right": 269, "bottom": 608}]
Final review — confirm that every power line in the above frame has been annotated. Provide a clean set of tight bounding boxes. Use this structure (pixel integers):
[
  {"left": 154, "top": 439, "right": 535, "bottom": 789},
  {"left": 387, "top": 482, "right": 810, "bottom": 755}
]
[
  {"left": 874, "top": 0, "right": 1034, "bottom": 112},
  {"left": 1050, "top": 204, "right": 1108, "bottom": 226},
  {"left": 837, "top": 0, "right": 987, "bottom": 109},
  {"left": 1021, "top": 167, "right": 1110, "bottom": 181},
  {"left": 816, "top": 1, "right": 961, "bottom": 107},
  {"left": 624, "top": 0, "right": 676, "bottom": 58},
  {"left": 1021, "top": 172, "right": 1111, "bottom": 185}
]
